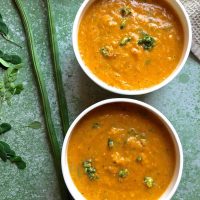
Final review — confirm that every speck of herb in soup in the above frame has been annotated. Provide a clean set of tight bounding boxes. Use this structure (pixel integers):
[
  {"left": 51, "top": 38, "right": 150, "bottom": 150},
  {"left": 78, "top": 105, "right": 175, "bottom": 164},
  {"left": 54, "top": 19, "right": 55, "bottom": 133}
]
[
  {"left": 136, "top": 156, "right": 142, "bottom": 163},
  {"left": 128, "top": 128, "right": 137, "bottom": 135},
  {"left": 118, "top": 168, "right": 128, "bottom": 178},
  {"left": 120, "top": 36, "right": 132, "bottom": 46},
  {"left": 83, "top": 159, "right": 98, "bottom": 180},
  {"left": 120, "top": 7, "right": 132, "bottom": 17},
  {"left": 107, "top": 138, "right": 114, "bottom": 149},
  {"left": 144, "top": 176, "right": 154, "bottom": 188},
  {"left": 138, "top": 33, "right": 155, "bottom": 50},
  {"left": 92, "top": 122, "right": 100, "bottom": 129},
  {"left": 120, "top": 19, "right": 127, "bottom": 29},
  {"left": 100, "top": 46, "right": 114, "bottom": 57}
]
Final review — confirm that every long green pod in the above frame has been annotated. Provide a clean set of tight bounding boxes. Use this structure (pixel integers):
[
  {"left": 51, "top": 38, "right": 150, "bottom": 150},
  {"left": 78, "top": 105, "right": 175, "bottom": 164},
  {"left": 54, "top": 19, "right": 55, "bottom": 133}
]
[
  {"left": 14, "top": 0, "right": 69, "bottom": 199},
  {"left": 46, "top": 0, "right": 69, "bottom": 135}
]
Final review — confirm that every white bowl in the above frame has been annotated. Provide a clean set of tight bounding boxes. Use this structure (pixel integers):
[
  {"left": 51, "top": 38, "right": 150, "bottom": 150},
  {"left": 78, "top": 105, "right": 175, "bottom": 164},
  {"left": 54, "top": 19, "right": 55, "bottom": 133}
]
[
  {"left": 72, "top": 0, "right": 192, "bottom": 95},
  {"left": 61, "top": 98, "right": 183, "bottom": 200}
]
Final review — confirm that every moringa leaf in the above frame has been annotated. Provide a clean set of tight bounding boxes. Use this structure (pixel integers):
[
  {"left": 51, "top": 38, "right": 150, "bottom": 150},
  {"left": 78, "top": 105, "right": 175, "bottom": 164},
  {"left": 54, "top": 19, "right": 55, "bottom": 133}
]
[
  {"left": 0, "top": 21, "right": 8, "bottom": 36},
  {"left": 0, "top": 51, "right": 22, "bottom": 69},
  {"left": 0, "top": 123, "right": 11, "bottom": 134},
  {"left": 0, "top": 141, "right": 26, "bottom": 169},
  {"left": 13, "top": 83, "right": 24, "bottom": 95},
  {"left": 0, "top": 141, "right": 15, "bottom": 157},
  {"left": 0, "top": 143, "right": 7, "bottom": 161},
  {"left": 3, "top": 54, "right": 22, "bottom": 65},
  {"left": 27, "top": 121, "right": 42, "bottom": 129},
  {"left": 0, "top": 58, "right": 20, "bottom": 69}
]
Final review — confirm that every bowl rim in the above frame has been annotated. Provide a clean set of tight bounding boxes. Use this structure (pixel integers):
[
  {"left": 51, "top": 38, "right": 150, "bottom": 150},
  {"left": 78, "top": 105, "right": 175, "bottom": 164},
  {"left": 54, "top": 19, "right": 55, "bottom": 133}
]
[
  {"left": 72, "top": 0, "right": 192, "bottom": 95},
  {"left": 61, "top": 98, "right": 183, "bottom": 200}
]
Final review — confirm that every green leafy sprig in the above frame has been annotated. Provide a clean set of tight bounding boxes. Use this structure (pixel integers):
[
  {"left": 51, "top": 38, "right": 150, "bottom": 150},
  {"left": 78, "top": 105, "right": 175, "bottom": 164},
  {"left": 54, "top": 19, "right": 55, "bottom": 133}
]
[
  {"left": 0, "top": 13, "right": 22, "bottom": 48},
  {"left": 0, "top": 141, "right": 26, "bottom": 169},
  {"left": 0, "top": 65, "right": 24, "bottom": 106}
]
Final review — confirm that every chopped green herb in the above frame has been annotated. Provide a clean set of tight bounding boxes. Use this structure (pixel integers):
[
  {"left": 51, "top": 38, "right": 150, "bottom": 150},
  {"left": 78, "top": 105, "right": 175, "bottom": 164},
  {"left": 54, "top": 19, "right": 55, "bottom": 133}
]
[
  {"left": 136, "top": 156, "right": 142, "bottom": 162},
  {"left": 100, "top": 46, "right": 113, "bottom": 57},
  {"left": 145, "top": 59, "right": 151, "bottom": 65},
  {"left": 108, "top": 138, "right": 114, "bottom": 149},
  {"left": 144, "top": 176, "right": 154, "bottom": 188},
  {"left": 118, "top": 168, "right": 128, "bottom": 178},
  {"left": 120, "top": 36, "right": 132, "bottom": 46},
  {"left": 128, "top": 128, "right": 137, "bottom": 135},
  {"left": 92, "top": 122, "right": 100, "bottom": 129},
  {"left": 138, "top": 33, "right": 155, "bottom": 50},
  {"left": 0, "top": 141, "right": 26, "bottom": 169},
  {"left": 83, "top": 159, "right": 98, "bottom": 180},
  {"left": 0, "top": 123, "right": 11, "bottom": 135},
  {"left": 120, "top": 19, "right": 127, "bottom": 29},
  {"left": 120, "top": 7, "right": 132, "bottom": 17}
]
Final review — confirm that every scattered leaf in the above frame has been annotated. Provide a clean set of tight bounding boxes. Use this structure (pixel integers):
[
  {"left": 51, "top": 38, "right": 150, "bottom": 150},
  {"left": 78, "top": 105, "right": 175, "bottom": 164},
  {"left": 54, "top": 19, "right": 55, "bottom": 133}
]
[
  {"left": 27, "top": 121, "right": 42, "bottom": 129},
  {"left": 0, "top": 123, "right": 11, "bottom": 135}
]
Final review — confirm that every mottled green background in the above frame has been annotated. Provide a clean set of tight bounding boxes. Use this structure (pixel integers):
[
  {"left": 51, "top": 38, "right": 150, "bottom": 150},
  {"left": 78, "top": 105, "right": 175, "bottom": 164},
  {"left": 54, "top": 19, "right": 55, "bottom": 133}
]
[{"left": 0, "top": 0, "right": 199, "bottom": 199}]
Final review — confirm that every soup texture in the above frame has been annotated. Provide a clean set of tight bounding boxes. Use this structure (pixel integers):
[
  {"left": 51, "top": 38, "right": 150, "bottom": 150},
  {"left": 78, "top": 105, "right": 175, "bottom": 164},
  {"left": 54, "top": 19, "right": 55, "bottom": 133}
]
[
  {"left": 78, "top": 0, "right": 184, "bottom": 90},
  {"left": 68, "top": 103, "right": 176, "bottom": 200}
]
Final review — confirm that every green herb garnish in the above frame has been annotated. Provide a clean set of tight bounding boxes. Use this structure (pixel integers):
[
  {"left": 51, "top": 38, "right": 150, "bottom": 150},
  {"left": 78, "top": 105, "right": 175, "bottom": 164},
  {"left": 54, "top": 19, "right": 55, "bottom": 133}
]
[
  {"left": 0, "top": 141, "right": 26, "bottom": 169},
  {"left": 83, "top": 159, "right": 98, "bottom": 180},
  {"left": 120, "top": 36, "right": 132, "bottom": 46},
  {"left": 92, "top": 122, "right": 100, "bottom": 129},
  {"left": 0, "top": 123, "right": 11, "bottom": 135},
  {"left": 144, "top": 176, "right": 154, "bottom": 188},
  {"left": 100, "top": 47, "right": 109, "bottom": 57},
  {"left": 118, "top": 168, "right": 128, "bottom": 178},
  {"left": 120, "top": 7, "right": 132, "bottom": 17},
  {"left": 108, "top": 138, "right": 114, "bottom": 149},
  {"left": 136, "top": 156, "right": 142, "bottom": 162},
  {"left": 120, "top": 19, "right": 127, "bottom": 29},
  {"left": 138, "top": 33, "right": 155, "bottom": 50},
  {"left": 27, "top": 121, "right": 42, "bottom": 129},
  {"left": 0, "top": 13, "right": 22, "bottom": 48}
]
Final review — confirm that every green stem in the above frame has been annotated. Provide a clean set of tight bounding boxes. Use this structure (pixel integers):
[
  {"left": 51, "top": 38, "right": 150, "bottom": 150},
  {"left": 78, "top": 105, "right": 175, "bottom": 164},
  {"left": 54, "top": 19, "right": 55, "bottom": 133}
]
[
  {"left": 14, "top": 0, "right": 68, "bottom": 199},
  {"left": 2, "top": 34, "right": 22, "bottom": 48},
  {"left": 46, "top": 0, "right": 69, "bottom": 135}
]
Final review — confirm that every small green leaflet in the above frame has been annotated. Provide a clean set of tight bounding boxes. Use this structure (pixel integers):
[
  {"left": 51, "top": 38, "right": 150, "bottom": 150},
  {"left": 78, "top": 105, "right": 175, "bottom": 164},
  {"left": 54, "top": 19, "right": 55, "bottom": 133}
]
[
  {"left": 27, "top": 121, "right": 42, "bottom": 129},
  {"left": 0, "top": 13, "right": 22, "bottom": 48},
  {"left": 0, "top": 141, "right": 26, "bottom": 169},
  {"left": 0, "top": 123, "right": 11, "bottom": 135},
  {"left": 0, "top": 50, "right": 22, "bottom": 69}
]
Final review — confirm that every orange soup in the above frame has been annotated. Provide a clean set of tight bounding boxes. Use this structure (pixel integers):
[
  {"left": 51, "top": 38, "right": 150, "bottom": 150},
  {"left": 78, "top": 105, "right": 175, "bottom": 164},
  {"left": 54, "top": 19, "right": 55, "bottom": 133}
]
[
  {"left": 78, "top": 0, "right": 184, "bottom": 90},
  {"left": 68, "top": 103, "right": 176, "bottom": 200}
]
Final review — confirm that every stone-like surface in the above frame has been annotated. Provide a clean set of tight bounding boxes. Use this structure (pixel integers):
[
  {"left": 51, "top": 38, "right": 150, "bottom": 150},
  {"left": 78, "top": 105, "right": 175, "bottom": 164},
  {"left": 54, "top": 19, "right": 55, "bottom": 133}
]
[{"left": 0, "top": 0, "right": 199, "bottom": 199}]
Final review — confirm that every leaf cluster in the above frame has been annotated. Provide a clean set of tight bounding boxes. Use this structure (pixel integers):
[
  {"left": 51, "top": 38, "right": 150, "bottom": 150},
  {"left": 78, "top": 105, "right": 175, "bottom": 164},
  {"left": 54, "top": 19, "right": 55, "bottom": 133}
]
[
  {"left": 0, "top": 141, "right": 26, "bottom": 169},
  {"left": 0, "top": 65, "right": 24, "bottom": 106}
]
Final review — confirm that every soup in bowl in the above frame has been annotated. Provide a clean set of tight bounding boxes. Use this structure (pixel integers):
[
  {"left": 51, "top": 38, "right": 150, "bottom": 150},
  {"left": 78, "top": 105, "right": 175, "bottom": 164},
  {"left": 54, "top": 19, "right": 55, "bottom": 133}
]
[
  {"left": 73, "top": 0, "right": 191, "bottom": 95},
  {"left": 62, "top": 99, "right": 183, "bottom": 200}
]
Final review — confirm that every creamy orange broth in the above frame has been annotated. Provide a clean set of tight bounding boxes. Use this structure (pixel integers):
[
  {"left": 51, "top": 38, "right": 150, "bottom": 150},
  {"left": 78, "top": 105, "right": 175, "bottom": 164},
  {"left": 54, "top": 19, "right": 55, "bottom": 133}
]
[
  {"left": 68, "top": 103, "right": 176, "bottom": 200},
  {"left": 78, "top": 0, "right": 184, "bottom": 90}
]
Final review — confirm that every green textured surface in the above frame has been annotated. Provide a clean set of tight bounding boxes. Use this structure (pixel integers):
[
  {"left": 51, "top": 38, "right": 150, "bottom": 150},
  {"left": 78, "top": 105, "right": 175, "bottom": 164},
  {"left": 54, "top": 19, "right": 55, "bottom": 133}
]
[{"left": 0, "top": 0, "right": 199, "bottom": 200}]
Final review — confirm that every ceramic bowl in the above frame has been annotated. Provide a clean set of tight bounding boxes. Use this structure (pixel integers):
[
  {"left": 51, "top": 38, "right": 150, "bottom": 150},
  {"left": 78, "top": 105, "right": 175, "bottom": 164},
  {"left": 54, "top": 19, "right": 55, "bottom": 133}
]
[
  {"left": 61, "top": 98, "right": 183, "bottom": 200},
  {"left": 72, "top": 0, "right": 192, "bottom": 95}
]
